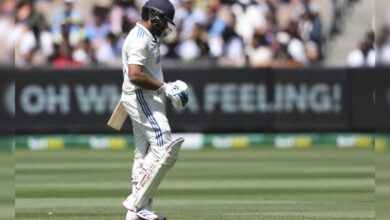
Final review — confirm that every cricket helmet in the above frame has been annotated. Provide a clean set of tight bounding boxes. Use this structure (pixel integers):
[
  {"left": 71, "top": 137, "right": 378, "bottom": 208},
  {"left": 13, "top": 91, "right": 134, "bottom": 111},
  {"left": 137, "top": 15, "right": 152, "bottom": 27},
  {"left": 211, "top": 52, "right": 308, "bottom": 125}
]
[{"left": 142, "top": 0, "right": 175, "bottom": 37}]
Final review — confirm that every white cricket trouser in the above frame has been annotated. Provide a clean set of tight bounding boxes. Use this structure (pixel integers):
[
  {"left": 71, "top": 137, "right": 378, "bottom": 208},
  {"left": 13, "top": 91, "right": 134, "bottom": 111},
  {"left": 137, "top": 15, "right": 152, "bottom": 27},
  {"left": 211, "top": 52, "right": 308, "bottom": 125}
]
[{"left": 121, "top": 89, "right": 172, "bottom": 207}]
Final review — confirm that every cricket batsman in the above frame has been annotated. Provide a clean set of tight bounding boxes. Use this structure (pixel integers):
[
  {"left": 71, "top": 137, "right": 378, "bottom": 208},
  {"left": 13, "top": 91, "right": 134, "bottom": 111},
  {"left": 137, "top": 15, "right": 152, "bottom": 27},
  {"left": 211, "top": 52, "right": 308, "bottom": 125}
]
[{"left": 111, "top": 0, "right": 189, "bottom": 219}]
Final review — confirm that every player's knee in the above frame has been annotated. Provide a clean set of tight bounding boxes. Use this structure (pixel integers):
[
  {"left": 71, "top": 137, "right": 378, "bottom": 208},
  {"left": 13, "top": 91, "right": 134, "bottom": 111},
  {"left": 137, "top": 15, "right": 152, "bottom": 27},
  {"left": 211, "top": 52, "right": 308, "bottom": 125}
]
[
  {"left": 163, "top": 139, "right": 183, "bottom": 167},
  {"left": 134, "top": 153, "right": 145, "bottom": 161}
]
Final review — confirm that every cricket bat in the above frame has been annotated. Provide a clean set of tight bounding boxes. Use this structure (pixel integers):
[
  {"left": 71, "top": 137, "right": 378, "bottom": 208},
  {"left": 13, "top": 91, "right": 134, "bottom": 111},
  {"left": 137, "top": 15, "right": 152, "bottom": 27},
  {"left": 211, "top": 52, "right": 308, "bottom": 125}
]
[{"left": 107, "top": 101, "right": 127, "bottom": 131}]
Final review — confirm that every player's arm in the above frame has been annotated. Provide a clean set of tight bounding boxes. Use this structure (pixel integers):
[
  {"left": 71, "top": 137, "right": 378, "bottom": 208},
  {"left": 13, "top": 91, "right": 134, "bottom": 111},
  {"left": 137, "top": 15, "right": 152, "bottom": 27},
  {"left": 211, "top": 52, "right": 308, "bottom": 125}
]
[
  {"left": 126, "top": 39, "right": 188, "bottom": 107},
  {"left": 129, "top": 65, "right": 188, "bottom": 107},
  {"left": 128, "top": 64, "right": 163, "bottom": 91}
]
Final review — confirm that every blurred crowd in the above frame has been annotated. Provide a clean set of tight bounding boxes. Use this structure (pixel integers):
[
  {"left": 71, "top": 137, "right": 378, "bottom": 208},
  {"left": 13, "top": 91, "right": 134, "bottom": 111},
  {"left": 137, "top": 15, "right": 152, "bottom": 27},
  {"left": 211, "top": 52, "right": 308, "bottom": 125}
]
[
  {"left": 347, "top": 27, "right": 390, "bottom": 67},
  {"left": 1, "top": 0, "right": 355, "bottom": 69}
]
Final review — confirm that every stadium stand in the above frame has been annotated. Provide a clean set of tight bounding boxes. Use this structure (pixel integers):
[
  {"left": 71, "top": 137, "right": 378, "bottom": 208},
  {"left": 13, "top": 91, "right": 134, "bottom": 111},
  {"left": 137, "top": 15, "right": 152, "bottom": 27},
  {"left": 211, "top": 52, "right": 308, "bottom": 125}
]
[{"left": 3, "top": 0, "right": 369, "bottom": 69}]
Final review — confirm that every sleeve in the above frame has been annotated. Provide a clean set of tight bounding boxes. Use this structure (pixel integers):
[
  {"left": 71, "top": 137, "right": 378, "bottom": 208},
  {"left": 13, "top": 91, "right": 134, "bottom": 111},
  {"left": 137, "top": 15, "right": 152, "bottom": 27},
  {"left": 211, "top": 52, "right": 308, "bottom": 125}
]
[{"left": 125, "top": 38, "right": 148, "bottom": 66}]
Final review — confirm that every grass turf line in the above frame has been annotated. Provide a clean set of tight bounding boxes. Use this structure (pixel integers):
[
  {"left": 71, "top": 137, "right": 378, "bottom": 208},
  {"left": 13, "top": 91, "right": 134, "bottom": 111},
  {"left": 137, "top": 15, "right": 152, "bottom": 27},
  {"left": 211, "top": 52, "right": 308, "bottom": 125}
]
[
  {"left": 0, "top": 151, "right": 15, "bottom": 220},
  {"left": 16, "top": 148, "right": 374, "bottom": 220}
]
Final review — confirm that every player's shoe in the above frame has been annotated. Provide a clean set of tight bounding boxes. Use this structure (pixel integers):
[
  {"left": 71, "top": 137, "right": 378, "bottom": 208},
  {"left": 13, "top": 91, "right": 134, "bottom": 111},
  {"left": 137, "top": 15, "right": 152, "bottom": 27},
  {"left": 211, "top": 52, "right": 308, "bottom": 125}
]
[{"left": 137, "top": 209, "right": 166, "bottom": 220}]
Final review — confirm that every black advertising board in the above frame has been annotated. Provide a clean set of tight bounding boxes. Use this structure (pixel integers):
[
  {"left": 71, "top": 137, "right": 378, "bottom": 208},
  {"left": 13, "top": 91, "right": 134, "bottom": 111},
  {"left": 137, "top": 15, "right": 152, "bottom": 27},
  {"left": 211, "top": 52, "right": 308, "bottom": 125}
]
[
  {"left": 0, "top": 68, "right": 14, "bottom": 134},
  {"left": 350, "top": 68, "right": 374, "bottom": 130},
  {"left": 13, "top": 68, "right": 379, "bottom": 134},
  {"left": 15, "top": 69, "right": 123, "bottom": 133},
  {"left": 165, "top": 68, "right": 352, "bottom": 132},
  {"left": 375, "top": 68, "right": 390, "bottom": 132},
  {"left": 165, "top": 69, "right": 271, "bottom": 132},
  {"left": 270, "top": 68, "right": 349, "bottom": 131}
]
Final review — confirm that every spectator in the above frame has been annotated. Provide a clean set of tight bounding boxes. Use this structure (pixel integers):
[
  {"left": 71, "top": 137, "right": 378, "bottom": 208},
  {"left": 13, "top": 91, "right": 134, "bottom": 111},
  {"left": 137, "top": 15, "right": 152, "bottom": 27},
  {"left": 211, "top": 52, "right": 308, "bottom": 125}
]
[
  {"left": 217, "top": 25, "right": 245, "bottom": 67},
  {"left": 272, "top": 31, "right": 303, "bottom": 68},
  {"left": 264, "top": 0, "right": 279, "bottom": 33},
  {"left": 95, "top": 32, "right": 122, "bottom": 66},
  {"left": 175, "top": 0, "right": 207, "bottom": 41},
  {"left": 85, "top": 4, "right": 111, "bottom": 48},
  {"left": 194, "top": 24, "right": 211, "bottom": 57},
  {"left": 365, "top": 31, "right": 375, "bottom": 51},
  {"left": 305, "top": 40, "right": 320, "bottom": 65},
  {"left": 110, "top": 0, "right": 139, "bottom": 35},
  {"left": 207, "top": 3, "right": 226, "bottom": 37},
  {"left": 175, "top": 0, "right": 207, "bottom": 61},
  {"left": 286, "top": 20, "right": 308, "bottom": 64},
  {"left": 35, "top": 0, "right": 65, "bottom": 26},
  {"left": 73, "top": 39, "right": 95, "bottom": 66},
  {"left": 247, "top": 30, "right": 273, "bottom": 67},
  {"left": 376, "top": 26, "right": 390, "bottom": 66},
  {"left": 51, "top": 0, "right": 84, "bottom": 47},
  {"left": 8, "top": 0, "right": 343, "bottom": 68},
  {"left": 51, "top": 43, "right": 83, "bottom": 69},
  {"left": 208, "top": 5, "right": 232, "bottom": 58},
  {"left": 232, "top": 0, "right": 268, "bottom": 44},
  {"left": 297, "top": 8, "right": 320, "bottom": 43},
  {"left": 28, "top": 1, "right": 54, "bottom": 66},
  {"left": 176, "top": 36, "right": 201, "bottom": 61},
  {"left": 14, "top": 1, "right": 38, "bottom": 67},
  {"left": 347, "top": 39, "right": 375, "bottom": 68},
  {"left": 273, "top": 32, "right": 293, "bottom": 60},
  {"left": 0, "top": 0, "right": 16, "bottom": 65},
  {"left": 308, "top": 6, "right": 322, "bottom": 48}
]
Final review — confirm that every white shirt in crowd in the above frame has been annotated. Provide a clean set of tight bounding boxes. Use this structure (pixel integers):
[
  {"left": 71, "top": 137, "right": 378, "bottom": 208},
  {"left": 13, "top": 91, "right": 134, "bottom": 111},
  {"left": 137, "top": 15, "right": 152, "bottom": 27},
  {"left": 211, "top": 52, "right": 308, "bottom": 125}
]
[
  {"left": 288, "top": 38, "right": 308, "bottom": 64},
  {"left": 232, "top": 0, "right": 268, "bottom": 44},
  {"left": 347, "top": 49, "right": 375, "bottom": 67},
  {"left": 174, "top": 7, "right": 207, "bottom": 40},
  {"left": 378, "top": 43, "right": 390, "bottom": 65}
]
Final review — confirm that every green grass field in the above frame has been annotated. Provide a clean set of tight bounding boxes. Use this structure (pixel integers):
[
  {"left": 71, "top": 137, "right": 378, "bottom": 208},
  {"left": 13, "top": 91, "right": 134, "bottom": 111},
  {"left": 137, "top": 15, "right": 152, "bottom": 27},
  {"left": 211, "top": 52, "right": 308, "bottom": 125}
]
[
  {"left": 15, "top": 148, "right": 375, "bottom": 220},
  {"left": 0, "top": 151, "right": 14, "bottom": 220},
  {"left": 376, "top": 151, "right": 390, "bottom": 220}
]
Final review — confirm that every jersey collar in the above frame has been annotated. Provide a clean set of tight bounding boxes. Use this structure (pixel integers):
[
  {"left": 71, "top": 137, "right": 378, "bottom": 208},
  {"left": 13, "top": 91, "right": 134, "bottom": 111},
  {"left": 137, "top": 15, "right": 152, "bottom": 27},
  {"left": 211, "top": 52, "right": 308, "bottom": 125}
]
[{"left": 136, "top": 22, "right": 157, "bottom": 43}]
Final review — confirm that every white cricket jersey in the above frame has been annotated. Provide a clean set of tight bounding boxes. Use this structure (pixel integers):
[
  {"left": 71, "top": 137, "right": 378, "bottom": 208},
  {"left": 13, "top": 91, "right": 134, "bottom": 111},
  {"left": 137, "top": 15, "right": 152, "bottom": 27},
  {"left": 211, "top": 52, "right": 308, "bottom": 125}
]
[{"left": 122, "top": 23, "right": 163, "bottom": 92}]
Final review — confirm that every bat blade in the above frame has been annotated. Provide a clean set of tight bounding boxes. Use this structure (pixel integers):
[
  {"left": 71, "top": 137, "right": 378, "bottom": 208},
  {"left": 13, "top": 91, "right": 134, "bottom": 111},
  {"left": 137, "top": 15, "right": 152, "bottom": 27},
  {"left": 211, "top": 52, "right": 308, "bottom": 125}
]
[{"left": 107, "top": 101, "right": 127, "bottom": 131}]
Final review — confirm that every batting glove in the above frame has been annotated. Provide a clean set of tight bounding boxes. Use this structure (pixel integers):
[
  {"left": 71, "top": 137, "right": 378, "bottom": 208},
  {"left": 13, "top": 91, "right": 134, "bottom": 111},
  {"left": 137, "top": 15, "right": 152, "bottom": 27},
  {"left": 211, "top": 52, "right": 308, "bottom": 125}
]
[{"left": 159, "top": 80, "right": 189, "bottom": 108}]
